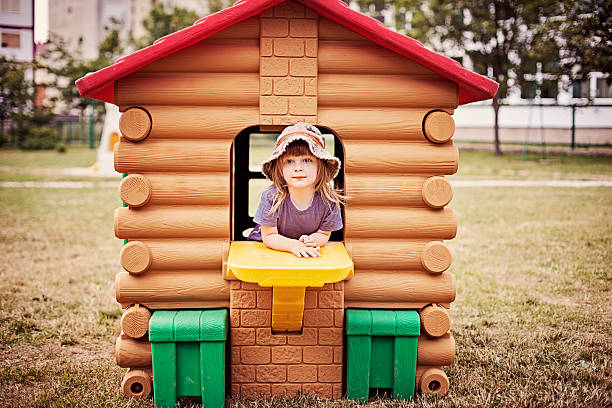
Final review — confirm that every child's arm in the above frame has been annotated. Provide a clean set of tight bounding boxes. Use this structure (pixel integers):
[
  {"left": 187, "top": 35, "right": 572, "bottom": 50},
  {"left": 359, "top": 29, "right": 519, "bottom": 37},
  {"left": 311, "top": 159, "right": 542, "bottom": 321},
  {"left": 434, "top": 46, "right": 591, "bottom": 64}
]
[
  {"left": 261, "top": 226, "right": 321, "bottom": 258},
  {"left": 299, "top": 230, "right": 332, "bottom": 248}
]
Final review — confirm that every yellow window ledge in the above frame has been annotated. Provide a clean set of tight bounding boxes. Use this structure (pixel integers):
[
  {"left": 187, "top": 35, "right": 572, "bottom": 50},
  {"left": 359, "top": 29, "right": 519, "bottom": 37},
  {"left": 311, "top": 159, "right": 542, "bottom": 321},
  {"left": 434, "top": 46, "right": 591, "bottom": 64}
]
[
  {"left": 226, "top": 241, "right": 354, "bottom": 287},
  {"left": 226, "top": 241, "right": 354, "bottom": 332}
]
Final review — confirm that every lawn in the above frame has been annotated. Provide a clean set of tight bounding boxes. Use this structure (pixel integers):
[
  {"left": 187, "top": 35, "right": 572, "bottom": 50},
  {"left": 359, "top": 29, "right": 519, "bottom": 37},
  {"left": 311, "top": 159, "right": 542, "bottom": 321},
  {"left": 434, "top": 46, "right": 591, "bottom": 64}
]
[{"left": 0, "top": 147, "right": 610, "bottom": 407}]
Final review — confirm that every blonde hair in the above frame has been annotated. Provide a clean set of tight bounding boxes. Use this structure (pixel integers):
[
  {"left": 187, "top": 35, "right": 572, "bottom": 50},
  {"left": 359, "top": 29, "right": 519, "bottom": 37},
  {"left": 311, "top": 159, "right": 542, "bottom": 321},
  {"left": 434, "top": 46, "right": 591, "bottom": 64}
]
[{"left": 268, "top": 140, "right": 345, "bottom": 215}]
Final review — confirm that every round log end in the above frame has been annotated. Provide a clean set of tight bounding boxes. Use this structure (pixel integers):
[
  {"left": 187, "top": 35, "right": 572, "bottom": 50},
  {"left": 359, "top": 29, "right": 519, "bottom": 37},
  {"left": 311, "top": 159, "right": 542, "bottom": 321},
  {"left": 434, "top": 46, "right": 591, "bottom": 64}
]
[
  {"left": 119, "top": 107, "right": 151, "bottom": 142},
  {"left": 120, "top": 241, "right": 152, "bottom": 275},
  {"left": 121, "top": 368, "right": 152, "bottom": 399},
  {"left": 419, "top": 368, "right": 449, "bottom": 396},
  {"left": 121, "top": 305, "right": 152, "bottom": 339},
  {"left": 422, "top": 176, "right": 453, "bottom": 208},
  {"left": 423, "top": 111, "right": 455, "bottom": 144},
  {"left": 119, "top": 174, "right": 152, "bottom": 207},
  {"left": 420, "top": 304, "right": 450, "bottom": 337},
  {"left": 421, "top": 241, "right": 452, "bottom": 274}
]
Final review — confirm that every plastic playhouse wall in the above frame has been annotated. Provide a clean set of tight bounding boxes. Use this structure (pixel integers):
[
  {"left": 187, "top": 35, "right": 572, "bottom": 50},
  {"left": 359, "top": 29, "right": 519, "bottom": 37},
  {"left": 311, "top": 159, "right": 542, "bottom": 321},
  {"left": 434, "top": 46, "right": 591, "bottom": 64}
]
[{"left": 76, "top": 0, "right": 500, "bottom": 403}]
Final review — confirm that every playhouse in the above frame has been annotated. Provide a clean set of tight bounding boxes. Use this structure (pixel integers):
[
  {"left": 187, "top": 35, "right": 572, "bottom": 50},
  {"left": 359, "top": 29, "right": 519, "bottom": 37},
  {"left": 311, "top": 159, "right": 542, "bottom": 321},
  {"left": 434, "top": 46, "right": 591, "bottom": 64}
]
[{"left": 76, "top": 0, "right": 498, "bottom": 406}]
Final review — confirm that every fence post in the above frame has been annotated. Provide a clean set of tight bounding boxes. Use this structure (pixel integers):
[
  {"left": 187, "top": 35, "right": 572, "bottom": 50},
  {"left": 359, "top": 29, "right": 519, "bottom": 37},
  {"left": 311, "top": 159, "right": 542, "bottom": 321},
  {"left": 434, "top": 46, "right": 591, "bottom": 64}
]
[
  {"left": 89, "top": 99, "right": 95, "bottom": 149},
  {"left": 571, "top": 105, "right": 576, "bottom": 150}
]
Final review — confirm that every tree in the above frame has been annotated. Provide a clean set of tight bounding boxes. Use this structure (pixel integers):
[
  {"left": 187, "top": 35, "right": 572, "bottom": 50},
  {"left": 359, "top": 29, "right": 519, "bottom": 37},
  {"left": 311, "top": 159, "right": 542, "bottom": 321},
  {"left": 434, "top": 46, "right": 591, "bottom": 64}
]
[
  {"left": 131, "top": 0, "right": 200, "bottom": 48},
  {"left": 43, "top": 23, "right": 122, "bottom": 116},
  {"left": 0, "top": 56, "right": 32, "bottom": 141},
  {"left": 544, "top": 0, "right": 612, "bottom": 85},
  {"left": 394, "top": 1, "right": 559, "bottom": 155},
  {"left": 342, "top": 0, "right": 414, "bottom": 28},
  {"left": 208, "top": 0, "right": 234, "bottom": 14}
]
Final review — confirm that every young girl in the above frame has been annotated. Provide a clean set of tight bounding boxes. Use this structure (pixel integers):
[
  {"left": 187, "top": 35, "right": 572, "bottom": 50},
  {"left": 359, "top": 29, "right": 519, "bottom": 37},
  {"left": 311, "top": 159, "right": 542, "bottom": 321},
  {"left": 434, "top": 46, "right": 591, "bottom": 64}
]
[{"left": 248, "top": 122, "right": 344, "bottom": 258}]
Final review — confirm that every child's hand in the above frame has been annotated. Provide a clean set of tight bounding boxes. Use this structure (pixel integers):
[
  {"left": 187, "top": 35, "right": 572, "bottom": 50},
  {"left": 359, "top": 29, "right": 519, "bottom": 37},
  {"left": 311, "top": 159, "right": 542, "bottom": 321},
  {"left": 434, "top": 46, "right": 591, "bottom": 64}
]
[
  {"left": 291, "top": 240, "right": 321, "bottom": 258},
  {"left": 299, "top": 235, "right": 319, "bottom": 247}
]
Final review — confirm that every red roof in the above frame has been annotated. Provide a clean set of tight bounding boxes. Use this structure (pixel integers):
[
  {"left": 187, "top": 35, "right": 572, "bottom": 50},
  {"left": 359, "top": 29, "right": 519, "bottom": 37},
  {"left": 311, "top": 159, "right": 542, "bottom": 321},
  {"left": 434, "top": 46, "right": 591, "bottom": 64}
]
[{"left": 76, "top": 0, "right": 498, "bottom": 105}]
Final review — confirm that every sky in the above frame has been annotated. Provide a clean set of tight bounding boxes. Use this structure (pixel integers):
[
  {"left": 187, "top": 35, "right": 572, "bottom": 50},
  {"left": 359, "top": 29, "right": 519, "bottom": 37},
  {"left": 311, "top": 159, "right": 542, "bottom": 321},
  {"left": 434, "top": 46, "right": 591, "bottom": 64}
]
[{"left": 34, "top": 0, "right": 48, "bottom": 43}]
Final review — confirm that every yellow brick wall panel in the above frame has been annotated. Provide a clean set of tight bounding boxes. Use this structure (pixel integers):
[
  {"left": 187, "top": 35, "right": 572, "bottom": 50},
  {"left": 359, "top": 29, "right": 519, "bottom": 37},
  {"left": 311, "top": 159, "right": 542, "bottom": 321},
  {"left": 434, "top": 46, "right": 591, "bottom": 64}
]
[
  {"left": 290, "top": 19, "right": 318, "bottom": 37},
  {"left": 290, "top": 58, "right": 317, "bottom": 77},
  {"left": 305, "top": 39, "right": 317, "bottom": 57},
  {"left": 261, "top": 38, "right": 273, "bottom": 56},
  {"left": 261, "top": 78, "right": 273, "bottom": 95},
  {"left": 274, "top": 1, "right": 305, "bottom": 18},
  {"left": 274, "top": 38, "right": 305, "bottom": 57},
  {"left": 260, "top": 96, "right": 289, "bottom": 114},
  {"left": 305, "top": 78, "right": 317, "bottom": 96},
  {"left": 261, "top": 18, "right": 289, "bottom": 37},
  {"left": 261, "top": 57, "right": 289, "bottom": 76},
  {"left": 289, "top": 97, "right": 317, "bottom": 115},
  {"left": 274, "top": 77, "right": 304, "bottom": 95}
]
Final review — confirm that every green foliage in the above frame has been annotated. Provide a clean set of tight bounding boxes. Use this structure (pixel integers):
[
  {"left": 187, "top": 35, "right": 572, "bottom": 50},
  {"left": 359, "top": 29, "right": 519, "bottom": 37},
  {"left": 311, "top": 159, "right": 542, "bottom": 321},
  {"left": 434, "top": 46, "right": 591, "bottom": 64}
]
[
  {"left": 18, "top": 126, "right": 58, "bottom": 150},
  {"left": 543, "top": 0, "right": 612, "bottom": 83},
  {"left": 12, "top": 106, "right": 57, "bottom": 150},
  {"left": 0, "top": 56, "right": 32, "bottom": 115},
  {"left": 131, "top": 0, "right": 200, "bottom": 48},
  {"left": 0, "top": 56, "right": 34, "bottom": 142},
  {"left": 43, "top": 22, "right": 122, "bottom": 117},
  {"left": 208, "top": 0, "right": 234, "bottom": 14}
]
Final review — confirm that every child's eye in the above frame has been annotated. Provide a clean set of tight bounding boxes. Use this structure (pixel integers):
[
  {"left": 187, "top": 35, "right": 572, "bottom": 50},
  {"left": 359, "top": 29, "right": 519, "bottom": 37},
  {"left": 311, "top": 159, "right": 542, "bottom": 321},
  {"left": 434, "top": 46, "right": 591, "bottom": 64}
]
[
  {"left": 304, "top": 158, "right": 312, "bottom": 163},
  {"left": 285, "top": 159, "right": 294, "bottom": 164}
]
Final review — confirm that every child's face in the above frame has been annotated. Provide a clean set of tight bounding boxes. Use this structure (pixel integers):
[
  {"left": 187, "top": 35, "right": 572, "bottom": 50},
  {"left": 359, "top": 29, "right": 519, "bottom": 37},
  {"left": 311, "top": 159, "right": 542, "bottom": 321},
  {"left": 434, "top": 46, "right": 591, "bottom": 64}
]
[{"left": 281, "top": 154, "right": 318, "bottom": 190}]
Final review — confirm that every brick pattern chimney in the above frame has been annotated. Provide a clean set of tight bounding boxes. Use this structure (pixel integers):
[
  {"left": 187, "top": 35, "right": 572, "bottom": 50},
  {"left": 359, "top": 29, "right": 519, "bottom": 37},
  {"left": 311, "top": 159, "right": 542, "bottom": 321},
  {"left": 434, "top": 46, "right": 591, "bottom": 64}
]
[
  {"left": 259, "top": 0, "right": 318, "bottom": 126},
  {"left": 230, "top": 281, "right": 344, "bottom": 399}
]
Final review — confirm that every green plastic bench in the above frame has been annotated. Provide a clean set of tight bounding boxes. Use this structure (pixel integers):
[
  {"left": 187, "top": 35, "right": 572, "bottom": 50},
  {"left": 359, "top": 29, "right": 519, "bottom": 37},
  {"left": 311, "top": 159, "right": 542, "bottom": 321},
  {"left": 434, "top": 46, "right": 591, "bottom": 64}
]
[
  {"left": 345, "top": 309, "right": 420, "bottom": 401},
  {"left": 149, "top": 309, "right": 228, "bottom": 408}
]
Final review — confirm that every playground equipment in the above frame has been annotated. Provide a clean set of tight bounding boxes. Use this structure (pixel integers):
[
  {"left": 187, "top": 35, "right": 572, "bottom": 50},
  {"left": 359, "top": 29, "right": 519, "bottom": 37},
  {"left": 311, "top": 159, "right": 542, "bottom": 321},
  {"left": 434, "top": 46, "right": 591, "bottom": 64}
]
[
  {"left": 91, "top": 103, "right": 121, "bottom": 176},
  {"left": 77, "top": 0, "right": 498, "bottom": 406}
]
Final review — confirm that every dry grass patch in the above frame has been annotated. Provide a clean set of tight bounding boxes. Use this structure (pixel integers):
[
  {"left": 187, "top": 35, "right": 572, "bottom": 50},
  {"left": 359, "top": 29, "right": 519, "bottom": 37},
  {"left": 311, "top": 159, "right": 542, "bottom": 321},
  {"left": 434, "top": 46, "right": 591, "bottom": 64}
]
[{"left": 0, "top": 147, "right": 610, "bottom": 407}]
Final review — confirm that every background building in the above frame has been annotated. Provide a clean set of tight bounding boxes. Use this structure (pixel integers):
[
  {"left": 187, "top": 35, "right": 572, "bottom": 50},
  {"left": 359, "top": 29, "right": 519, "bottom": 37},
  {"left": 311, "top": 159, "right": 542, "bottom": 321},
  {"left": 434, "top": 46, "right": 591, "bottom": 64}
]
[
  {"left": 48, "top": 0, "right": 210, "bottom": 60},
  {"left": 1, "top": 0, "right": 34, "bottom": 63}
]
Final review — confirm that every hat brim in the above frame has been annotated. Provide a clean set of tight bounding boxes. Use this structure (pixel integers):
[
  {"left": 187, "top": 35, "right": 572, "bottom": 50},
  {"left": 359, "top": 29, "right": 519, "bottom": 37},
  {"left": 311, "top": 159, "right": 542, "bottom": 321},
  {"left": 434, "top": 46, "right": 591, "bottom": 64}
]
[{"left": 262, "top": 133, "right": 341, "bottom": 181}]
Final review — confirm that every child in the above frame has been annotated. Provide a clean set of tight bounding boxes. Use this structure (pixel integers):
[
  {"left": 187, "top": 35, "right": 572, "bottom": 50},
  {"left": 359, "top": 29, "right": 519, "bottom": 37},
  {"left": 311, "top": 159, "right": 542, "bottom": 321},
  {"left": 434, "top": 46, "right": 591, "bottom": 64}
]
[{"left": 248, "top": 122, "right": 344, "bottom": 258}]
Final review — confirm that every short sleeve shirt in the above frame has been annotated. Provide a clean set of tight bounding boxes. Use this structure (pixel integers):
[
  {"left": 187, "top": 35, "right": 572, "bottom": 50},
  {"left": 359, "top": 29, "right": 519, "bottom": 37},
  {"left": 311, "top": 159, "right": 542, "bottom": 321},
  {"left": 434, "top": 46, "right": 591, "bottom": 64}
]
[{"left": 248, "top": 187, "right": 343, "bottom": 241}]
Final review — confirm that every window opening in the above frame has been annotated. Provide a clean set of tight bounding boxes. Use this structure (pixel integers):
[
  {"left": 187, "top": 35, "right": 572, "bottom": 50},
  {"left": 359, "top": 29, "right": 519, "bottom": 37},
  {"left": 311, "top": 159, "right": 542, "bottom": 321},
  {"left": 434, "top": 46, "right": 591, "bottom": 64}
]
[
  {"left": 232, "top": 126, "right": 344, "bottom": 242},
  {"left": 596, "top": 78, "right": 612, "bottom": 98},
  {"left": 1, "top": 0, "right": 20, "bottom": 12},
  {"left": 1, "top": 32, "right": 20, "bottom": 48}
]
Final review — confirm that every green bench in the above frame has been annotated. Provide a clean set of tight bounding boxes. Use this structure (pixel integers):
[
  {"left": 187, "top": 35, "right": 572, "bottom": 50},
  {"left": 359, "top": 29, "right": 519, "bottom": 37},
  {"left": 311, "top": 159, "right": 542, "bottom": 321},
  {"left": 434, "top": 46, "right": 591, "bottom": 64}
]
[
  {"left": 345, "top": 309, "right": 420, "bottom": 401},
  {"left": 149, "top": 309, "right": 228, "bottom": 408}
]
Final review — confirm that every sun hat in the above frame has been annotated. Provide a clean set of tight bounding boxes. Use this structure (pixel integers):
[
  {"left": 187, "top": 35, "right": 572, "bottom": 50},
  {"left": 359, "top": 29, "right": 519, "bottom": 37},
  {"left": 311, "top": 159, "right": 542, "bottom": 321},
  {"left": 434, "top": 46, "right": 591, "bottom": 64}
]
[{"left": 261, "top": 122, "right": 341, "bottom": 180}]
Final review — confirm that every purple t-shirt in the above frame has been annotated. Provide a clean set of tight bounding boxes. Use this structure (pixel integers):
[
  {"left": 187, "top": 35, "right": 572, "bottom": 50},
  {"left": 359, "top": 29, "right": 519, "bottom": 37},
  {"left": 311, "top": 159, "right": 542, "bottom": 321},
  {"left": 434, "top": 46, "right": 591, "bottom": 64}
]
[{"left": 248, "top": 187, "right": 343, "bottom": 241}]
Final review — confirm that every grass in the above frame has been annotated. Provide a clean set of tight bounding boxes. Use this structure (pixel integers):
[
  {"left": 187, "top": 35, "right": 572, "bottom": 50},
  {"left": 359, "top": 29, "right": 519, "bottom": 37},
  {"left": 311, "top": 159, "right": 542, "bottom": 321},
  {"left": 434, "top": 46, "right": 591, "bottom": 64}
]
[
  {"left": 0, "top": 147, "right": 611, "bottom": 407},
  {"left": 454, "top": 150, "right": 612, "bottom": 180},
  {"left": 0, "top": 145, "right": 116, "bottom": 182}
]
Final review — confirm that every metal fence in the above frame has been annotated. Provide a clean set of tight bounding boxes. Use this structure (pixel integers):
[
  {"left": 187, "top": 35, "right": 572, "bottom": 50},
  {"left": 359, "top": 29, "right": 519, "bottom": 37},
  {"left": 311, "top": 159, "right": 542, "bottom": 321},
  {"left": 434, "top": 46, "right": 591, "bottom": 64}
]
[
  {"left": 1, "top": 115, "right": 102, "bottom": 148},
  {"left": 453, "top": 104, "right": 612, "bottom": 149}
]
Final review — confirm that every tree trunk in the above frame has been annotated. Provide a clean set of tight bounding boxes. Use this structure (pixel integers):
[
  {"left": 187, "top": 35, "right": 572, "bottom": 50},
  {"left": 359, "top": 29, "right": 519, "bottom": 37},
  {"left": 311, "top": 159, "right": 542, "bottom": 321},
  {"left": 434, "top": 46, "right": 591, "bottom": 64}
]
[
  {"left": 375, "top": 0, "right": 385, "bottom": 23},
  {"left": 492, "top": 97, "right": 502, "bottom": 156}
]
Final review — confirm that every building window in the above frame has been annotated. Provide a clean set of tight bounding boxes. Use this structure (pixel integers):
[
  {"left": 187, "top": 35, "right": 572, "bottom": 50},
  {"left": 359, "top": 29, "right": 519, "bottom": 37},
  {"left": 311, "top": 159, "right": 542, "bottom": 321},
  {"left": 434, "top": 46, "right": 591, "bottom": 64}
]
[
  {"left": 541, "top": 80, "right": 558, "bottom": 99},
  {"left": 0, "top": 0, "right": 20, "bottom": 12},
  {"left": 521, "top": 81, "right": 537, "bottom": 99},
  {"left": 1, "top": 32, "right": 20, "bottom": 48},
  {"left": 572, "top": 80, "right": 590, "bottom": 98},
  {"left": 596, "top": 78, "right": 612, "bottom": 98}
]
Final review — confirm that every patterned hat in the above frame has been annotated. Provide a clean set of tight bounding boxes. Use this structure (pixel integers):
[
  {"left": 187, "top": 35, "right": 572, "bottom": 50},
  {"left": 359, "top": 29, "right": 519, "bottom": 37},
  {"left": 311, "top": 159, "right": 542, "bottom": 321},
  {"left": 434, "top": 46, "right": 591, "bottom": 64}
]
[{"left": 261, "top": 122, "right": 341, "bottom": 180}]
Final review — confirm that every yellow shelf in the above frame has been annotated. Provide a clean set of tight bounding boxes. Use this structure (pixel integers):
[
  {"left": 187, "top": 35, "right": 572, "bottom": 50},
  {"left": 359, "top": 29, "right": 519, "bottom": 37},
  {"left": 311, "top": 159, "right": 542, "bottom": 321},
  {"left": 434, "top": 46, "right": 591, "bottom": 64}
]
[
  {"left": 227, "top": 241, "right": 354, "bottom": 332},
  {"left": 226, "top": 241, "right": 354, "bottom": 287}
]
